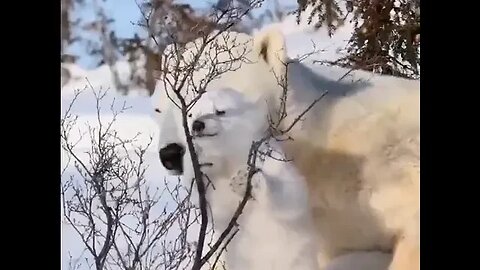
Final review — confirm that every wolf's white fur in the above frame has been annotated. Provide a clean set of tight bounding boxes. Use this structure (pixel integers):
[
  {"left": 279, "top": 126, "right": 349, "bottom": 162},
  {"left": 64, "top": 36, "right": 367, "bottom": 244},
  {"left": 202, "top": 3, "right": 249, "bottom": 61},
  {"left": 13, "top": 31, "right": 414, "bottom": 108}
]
[
  {"left": 151, "top": 28, "right": 420, "bottom": 270},
  {"left": 182, "top": 88, "right": 320, "bottom": 270}
]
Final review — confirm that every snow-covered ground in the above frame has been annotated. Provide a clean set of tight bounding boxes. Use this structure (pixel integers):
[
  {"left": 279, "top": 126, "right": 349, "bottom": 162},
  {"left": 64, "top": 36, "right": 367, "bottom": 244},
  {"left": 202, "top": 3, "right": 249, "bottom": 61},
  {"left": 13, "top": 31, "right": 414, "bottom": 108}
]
[{"left": 61, "top": 11, "right": 393, "bottom": 270}]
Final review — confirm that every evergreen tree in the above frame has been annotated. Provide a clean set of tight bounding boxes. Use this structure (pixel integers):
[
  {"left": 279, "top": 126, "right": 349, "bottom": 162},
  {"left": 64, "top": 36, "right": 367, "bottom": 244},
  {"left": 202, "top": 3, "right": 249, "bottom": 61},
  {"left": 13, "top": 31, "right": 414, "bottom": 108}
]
[{"left": 296, "top": 0, "right": 420, "bottom": 79}]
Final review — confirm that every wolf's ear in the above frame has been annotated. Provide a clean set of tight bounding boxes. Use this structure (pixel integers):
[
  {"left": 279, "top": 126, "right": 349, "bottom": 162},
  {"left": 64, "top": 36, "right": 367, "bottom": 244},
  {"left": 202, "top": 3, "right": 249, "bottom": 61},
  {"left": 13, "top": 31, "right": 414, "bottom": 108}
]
[{"left": 253, "top": 28, "right": 288, "bottom": 77}]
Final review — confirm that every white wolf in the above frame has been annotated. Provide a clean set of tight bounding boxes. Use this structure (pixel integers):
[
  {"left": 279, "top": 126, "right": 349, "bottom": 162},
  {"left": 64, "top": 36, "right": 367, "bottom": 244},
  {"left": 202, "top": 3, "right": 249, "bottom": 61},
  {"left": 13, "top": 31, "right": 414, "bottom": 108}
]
[
  {"left": 182, "top": 88, "right": 320, "bottom": 270},
  {"left": 151, "top": 28, "right": 419, "bottom": 270}
]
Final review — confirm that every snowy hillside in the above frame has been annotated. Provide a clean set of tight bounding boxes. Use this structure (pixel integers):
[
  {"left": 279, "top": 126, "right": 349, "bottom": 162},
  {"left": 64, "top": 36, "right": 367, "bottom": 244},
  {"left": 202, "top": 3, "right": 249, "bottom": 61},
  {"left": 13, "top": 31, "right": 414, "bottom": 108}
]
[{"left": 60, "top": 12, "right": 395, "bottom": 270}]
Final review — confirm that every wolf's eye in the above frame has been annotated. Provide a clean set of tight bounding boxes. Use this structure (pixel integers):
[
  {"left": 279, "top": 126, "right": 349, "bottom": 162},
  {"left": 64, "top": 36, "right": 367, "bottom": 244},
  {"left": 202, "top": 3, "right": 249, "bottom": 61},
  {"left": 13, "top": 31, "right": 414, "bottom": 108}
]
[
  {"left": 215, "top": 110, "right": 225, "bottom": 116},
  {"left": 155, "top": 108, "right": 161, "bottom": 113}
]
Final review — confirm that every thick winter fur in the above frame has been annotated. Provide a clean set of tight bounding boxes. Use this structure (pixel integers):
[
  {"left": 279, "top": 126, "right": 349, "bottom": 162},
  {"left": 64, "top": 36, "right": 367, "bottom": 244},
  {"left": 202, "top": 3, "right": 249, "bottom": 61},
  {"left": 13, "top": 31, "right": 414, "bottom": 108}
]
[
  {"left": 151, "top": 28, "right": 420, "bottom": 270},
  {"left": 183, "top": 88, "right": 320, "bottom": 270}
]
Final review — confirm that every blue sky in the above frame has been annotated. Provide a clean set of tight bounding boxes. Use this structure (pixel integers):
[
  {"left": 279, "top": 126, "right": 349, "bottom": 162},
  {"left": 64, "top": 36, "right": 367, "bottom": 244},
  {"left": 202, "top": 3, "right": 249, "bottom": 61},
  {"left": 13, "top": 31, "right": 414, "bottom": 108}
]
[{"left": 67, "top": 0, "right": 296, "bottom": 69}]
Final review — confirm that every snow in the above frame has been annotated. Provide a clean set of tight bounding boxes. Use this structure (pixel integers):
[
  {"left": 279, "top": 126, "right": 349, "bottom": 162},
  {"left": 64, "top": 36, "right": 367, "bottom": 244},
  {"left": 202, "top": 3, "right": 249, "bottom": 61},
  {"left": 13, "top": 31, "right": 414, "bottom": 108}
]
[
  {"left": 256, "top": 13, "right": 353, "bottom": 64},
  {"left": 61, "top": 11, "right": 391, "bottom": 270},
  {"left": 61, "top": 70, "right": 169, "bottom": 270}
]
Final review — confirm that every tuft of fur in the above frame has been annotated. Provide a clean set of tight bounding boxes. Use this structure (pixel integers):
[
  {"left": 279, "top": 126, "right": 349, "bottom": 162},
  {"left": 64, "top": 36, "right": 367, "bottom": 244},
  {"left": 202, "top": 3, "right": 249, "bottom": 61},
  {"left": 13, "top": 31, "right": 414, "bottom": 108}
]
[{"left": 252, "top": 27, "right": 288, "bottom": 77}]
